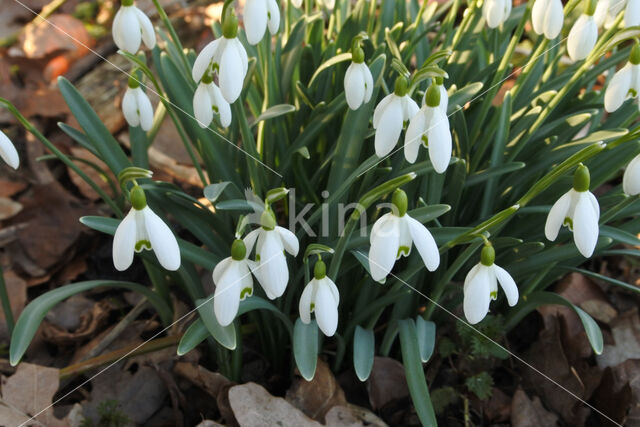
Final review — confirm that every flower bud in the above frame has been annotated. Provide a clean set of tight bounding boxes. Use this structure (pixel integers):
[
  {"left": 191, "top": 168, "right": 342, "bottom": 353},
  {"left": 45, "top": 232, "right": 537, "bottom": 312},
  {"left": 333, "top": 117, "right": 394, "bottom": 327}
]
[
  {"left": 425, "top": 84, "right": 441, "bottom": 107},
  {"left": 314, "top": 259, "right": 326, "bottom": 279},
  {"left": 222, "top": 9, "right": 239, "bottom": 38},
  {"left": 631, "top": 42, "right": 640, "bottom": 65},
  {"left": 585, "top": 0, "right": 597, "bottom": 16},
  {"left": 352, "top": 46, "right": 365, "bottom": 64},
  {"left": 127, "top": 75, "right": 140, "bottom": 89},
  {"left": 122, "top": 0, "right": 134, "bottom": 5},
  {"left": 130, "top": 185, "right": 147, "bottom": 210},
  {"left": 394, "top": 76, "right": 409, "bottom": 97},
  {"left": 480, "top": 244, "right": 495, "bottom": 266},
  {"left": 261, "top": 209, "right": 276, "bottom": 230},
  {"left": 573, "top": 163, "right": 590, "bottom": 192},
  {"left": 231, "top": 239, "right": 247, "bottom": 260},
  {"left": 392, "top": 189, "right": 408, "bottom": 217}
]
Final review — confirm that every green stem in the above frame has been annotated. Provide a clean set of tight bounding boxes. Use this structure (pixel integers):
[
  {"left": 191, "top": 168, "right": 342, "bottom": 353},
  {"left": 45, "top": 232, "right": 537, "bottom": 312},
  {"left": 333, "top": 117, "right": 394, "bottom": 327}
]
[
  {"left": 150, "top": 0, "right": 191, "bottom": 74},
  {"left": 0, "top": 267, "right": 14, "bottom": 337}
]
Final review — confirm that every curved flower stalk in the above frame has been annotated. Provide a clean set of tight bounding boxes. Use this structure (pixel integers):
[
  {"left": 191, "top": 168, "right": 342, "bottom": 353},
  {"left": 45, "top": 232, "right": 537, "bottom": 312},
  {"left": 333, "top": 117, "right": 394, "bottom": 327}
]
[
  {"left": 244, "top": 209, "right": 299, "bottom": 299},
  {"left": 531, "top": 0, "right": 564, "bottom": 39},
  {"left": 299, "top": 259, "right": 339, "bottom": 336},
  {"left": 373, "top": 76, "right": 419, "bottom": 158},
  {"left": 623, "top": 153, "right": 640, "bottom": 196},
  {"left": 122, "top": 76, "right": 154, "bottom": 131},
  {"left": 213, "top": 239, "right": 254, "bottom": 326},
  {"left": 545, "top": 164, "right": 600, "bottom": 258},
  {"left": 604, "top": 43, "right": 640, "bottom": 113},
  {"left": 112, "top": 0, "right": 156, "bottom": 54},
  {"left": 0, "top": 130, "right": 19, "bottom": 170},
  {"left": 567, "top": 0, "right": 598, "bottom": 62},
  {"left": 244, "top": 0, "right": 280, "bottom": 45},
  {"left": 113, "top": 186, "right": 181, "bottom": 271},
  {"left": 482, "top": 0, "right": 512, "bottom": 28},
  {"left": 369, "top": 189, "right": 440, "bottom": 283},
  {"left": 594, "top": 0, "right": 626, "bottom": 28},
  {"left": 624, "top": 0, "right": 639, "bottom": 28},
  {"left": 344, "top": 42, "right": 374, "bottom": 110},
  {"left": 463, "top": 244, "right": 518, "bottom": 324},
  {"left": 405, "top": 80, "right": 452, "bottom": 173},
  {"left": 193, "top": 74, "right": 232, "bottom": 128},
  {"left": 192, "top": 10, "right": 248, "bottom": 104}
]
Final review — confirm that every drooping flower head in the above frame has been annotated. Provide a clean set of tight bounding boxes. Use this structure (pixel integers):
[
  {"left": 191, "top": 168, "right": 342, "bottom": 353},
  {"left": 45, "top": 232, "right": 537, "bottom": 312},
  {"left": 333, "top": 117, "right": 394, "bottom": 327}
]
[
  {"left": 344, "top": 39, "right": 374, "bottom": 110},
  {"left": 369, "top": 189, "right": 440, "bottom": 282},
  {"left": 405, "top": 79, "right": 452, "bottom": 173},
  {"left": 623, "top": 153, "right": 640, "bottom": 196},
  {"left": 244, "top": 208, "right": 299, "bottom": 299},
  {"left": 122, "top": 75, "right": 154, "bottom": 131},
  {"left": 0, "top": 130, "right": 19, "bottom": 170},
  {"left": 244, "top": 0, "right": 280, "bottom": 45},
  {"left": 531, "top": 0, "right": 564, "bottom": 39},
  {"left": 567, "top": 0, "right": 598, "bottom": 62},
  {"left": 604, "top": 43, "right": 640, "bottom": 113},
  {"left": 112, "top": 0, "right": 156, "bottom": 54},
  {"left": 113, "top": 185, "right": 181, "bottom": 271},
  {"left": 213, "top": 239, "right": 254, "bottom": 326},
  {"left": 193, "top": 73, "right": 232, "bottom": 128},
  {"left": 624, "top": 0, "right": 640, "bottom": 28},
  {"left": 192, "top": 9, "right": 248, "bottom": 104},
  {"left": 594, "top": 0, "right": 626, "bottom": 29},
  {"left": 463, "top": 244, "right": 519, "bottom": 324},
  {"left": 483, "top": 0, "right": 512, "bottom": 28},
  {"left": 299, "top": 259, "right": 340, "bottom": 336},
  {"left": 545, "top": 164, "right": 600, "bottom": 258},
  {"left": 373, "top": 76, "right": 419, "bottom": 158}
]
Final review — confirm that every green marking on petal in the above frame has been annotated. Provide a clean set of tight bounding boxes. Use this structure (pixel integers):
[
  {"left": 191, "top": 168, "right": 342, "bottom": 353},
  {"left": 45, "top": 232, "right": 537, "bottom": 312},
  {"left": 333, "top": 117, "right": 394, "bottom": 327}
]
[
  {"left": 421, "top": 135, "right": 428, "bottom": 147},
  {"left": 135, "top": 240, "right": 152, "bottom": 252},
  {"left": 256, "top": 253, "right": 261, "bottom": 261},
  {"left": 310, "top": 303, "right": 315, "bottom": 312},
  {"left": 240, "top": 287, "right": 253, "bottom": 300},
  {"left": 397, "top": 246, "right": 411, "bottom": 257},
  {"left": 490, "top": 291, "right": 498, "bottom": 300},
  {"left": 629, "top": 88, "right": 638, "bottom": 98},
  {"left": 563, "top": 217, "right": 573, "bottom": 231}
]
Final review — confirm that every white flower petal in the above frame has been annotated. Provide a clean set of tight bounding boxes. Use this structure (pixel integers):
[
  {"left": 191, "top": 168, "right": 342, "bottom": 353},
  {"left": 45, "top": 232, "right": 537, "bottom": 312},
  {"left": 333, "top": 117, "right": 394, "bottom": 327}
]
[
  {"left": 370, "top": 212, "right": 392, "bottom": 238},
  {"left": 134, "top": 7, "right": 156, "bottom": 49},
  {"left": 605, "top": 63, "right": 633, "bottom": 113},
  {"left": 567, "top": 15, "right": 598, "bottom": 62},
  {"left": 344, "top": 63, "right": 365, "bottom": 110},
  {"left": 219, "top": 40, "right": 244, "bottom": 103},
  {"left": 142, "top": 207, "right": 181, "bottom": 270},
  {"left": 112, "top": 8, "right": 126, "bottom": 51},
  {"left": 545, "top": 190, "right": 572, "bottom": 241},
  {"left": 0, "top": 130, "right": 19, "bottom": 169},
  {"left": 586, "top": 190, "right": 600, "bottom": 219},
  {"left": 192, "top": 39, "right": 220, "bottom": 83},
  {"left": 122, "top": 88, "right": 140, "bottom": 127},
  {"left": 193, "top": 83, "right": 213, "bottom": 128},
  {"left": 212, "top": 257, "right": 233, "bottom": 284},
  {"left": 625, "top": 0, "right": 640, "bottom": 27},
  {"left": 398, "top": 217, "right": 412, "bottom": 258},
  {"left": 119, "top": 7, "right": 142, "bottom": 54},
  {"left": 464, "top": 263, "right": 481, "bottom": 292},
  {"left": 267, "top": 0, "right": 281, "bottom": 34},
  {"left": 243, "top": 229, "right": 261, "bottom": 254},
  {"left": 545, "top": 0, "right": 564, "bottom": 39},
  {"left": 373, "top": 94, "right": 394, "bottom": 129},
  {"left": 298, "top": 281, "right": 315, "bottom": 324},
  {"left": 374, "top": 99, "right": 403, "bottom": 157},
  {"left": 623, "top": 154, "right": 640, "bottom": 196},
  {"left": 314, "top": 281, "right": 338, "bottom": 336},
  {"left": 369, "top": 216, "right": 400, "bottom": 282},
  {"left": 532, "top": 0, "right": 549, "bottom": 35},
  {"left": 209, "top": 83, "right": 232, "bottom": 127},
  {"left": 594, "top": 0, "right": 610, "bottom": 27},
  {"left": 322, "top": 276, "right": 340, "bottom": 305},
  {"left": 404, "top": 108, "right": 426, "bottom": 164},
  {"left": 405, "top": 215, "right": 440, "bottom": 271},
  {"left": 275, "top": 226, "right": 299, "bottom": 255},
  {"left": 493, "top": 264, "right": 519, "bottom": 306},
  {"left": 438, "top": 84, "right": 449, "bottom": 114},
  {"left": 214, "top": 260, "right": 243, "bottom": 326},
  {"left": 231, "top": 38, "right": 249, "bottom": 77},
  {"left": 464, "top": 266, "right": 492, "bottom": 324},
  {"left": 573, "top": 192, "right": 599, "bottom": 257},
  {"left": 113, "top": 209, "right": 138, "bottom": 271},
  {"left": 362, "top": 63, "right": 374, "bottom": 104},
  {"left": 244, "top": 0, "right": 268, "bottom": 45},
  {"left": 402, "top": 96, "right": 420, "bottom": 120},
  {"left": 256, "top": 231, "right": 288, "bottom": 298},
  {"left": 135, "top": 88, "right": 154, "bottom": 131},
  {"left": 427, "top": 108, "right": 452, "bottom": 174}
]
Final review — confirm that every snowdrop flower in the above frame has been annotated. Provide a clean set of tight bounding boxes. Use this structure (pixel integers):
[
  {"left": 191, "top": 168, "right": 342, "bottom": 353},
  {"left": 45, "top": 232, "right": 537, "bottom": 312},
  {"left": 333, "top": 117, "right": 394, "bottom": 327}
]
[
  {"left": 405, "top": 80, "right": 452, "bottom": 173},
  {"left": 0, "top": 130, "right": 19, "bottom": 169},
  {"left": 113, "top": 186, "right": 181, "bottom": 271},
  {"left": 545, "top": 164, "right": 600, "bottom": 258},
  {"left": 299, "top": 259, "right": 339, "bottom": 336},
  {"left": 595, "top": 0, "right": 626, "bottom": 28},
  {"left": 567, "top": 1, "right": 598, "bottom": 62},
  {"left": 625, "top": 0, "right": 640, "bottom": 27},
  {"left": 604, "top": 44, "right": 640, "bottom": 113},
  {"left": 213, "top": 239, "right": 254, "bottom": 326},
  {"left": 193, "top": 74, "right": 232, "bottom": 128},
  {"left": 112, "top": 0, "right": 155, "bottom": 54},
  {"left": 623, "top": 153, "right": 640, "bottom": 196},
  {"left": 291, "top": 0, "right": 302, "bottom": 7},
  {"left": 369, "top": 189, "right": 439, "bottom": 282},
  {"left": 192, "top": 11, "right": 248, "bottom": 104},
  {"left": 244, "top": 0, "right": 280, "bottom": 45},
  {"left": 344, "top": 44, "right": 374, "bottom": 110},
  {"left": 531, "top": 0, "right": 564, "bottom": 39},
  {"left": 122, "top": 77, "right": 154, "bottom": 131},
  {"left": 244, "top": 209, "right": 299, "bottom": 299},
  {"left": 373, "top": 76, "right": 419, "bottom": 158},
  {"left": 463, "top": 244, "right": 518, "bottom": 324},
  {"left": 483, "top": 0, "right": 512, "bottom": 28}
]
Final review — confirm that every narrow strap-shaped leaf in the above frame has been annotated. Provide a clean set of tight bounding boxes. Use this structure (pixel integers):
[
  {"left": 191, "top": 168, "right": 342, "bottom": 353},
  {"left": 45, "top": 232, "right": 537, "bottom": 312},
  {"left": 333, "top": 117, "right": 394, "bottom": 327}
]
[
  {"left": 10, "top": 281, "right": 173, "bottom": 365},
  {"left": 398, "top": 319, "right": 437, "bottom": 426},
  {"left": 177, "top": 318, "right": 208, "bottom": 356},
  {"left": 415, "top": 317, "right": 436, "bottom": 363},
  {"left": 353, "top": 326, "right": 375, "bottom": 381},
  {"left": 195, "top": 298, "right": 236, "bottom": 350},
  {"left": 293, "top": 318, "right": 318, "bottom": 380}
]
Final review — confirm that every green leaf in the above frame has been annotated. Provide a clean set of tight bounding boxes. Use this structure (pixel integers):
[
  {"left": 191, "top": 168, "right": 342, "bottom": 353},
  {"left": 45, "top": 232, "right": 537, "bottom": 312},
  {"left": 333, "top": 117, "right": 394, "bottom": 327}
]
[
  {"left": 304, "top": 244, "right": 335, "bottom": 260},
  {"left": 177, "top": 318, "right": 208, "bottom": 356},
  {"left": 195, "top": 298, "right": 236, "bottom": 350},
  {"left": 507, "top": 291, "right": 603, "bottom": 354},
  {"left": 398, "top": 319, "right": 437, "bottom": 426},
  {"left": 599, "top": 225, "right": 640, "bottom": 246},
  {"left": 307, "top": 52, "right": 352, "bottom": 86},
  {"left": 353, "top": 326, "right": 375, "bottom": 381},
  {"left": 250, "top": 104, "right": 296, "bottom": 127},
  {"left": 10, "top": 281, "right": 172, "bottom": 365},
  {"left": 561, "top": 266, "right": 640, "bottom": 294},
  {"left": 293, "top": 318, "right": 318, "bottom": 381},
  {"left": 447, "top": 82, "right": 484, "bottom": 114},
  {"left": 237, "top": 296, "right": 294, "bottom": 335},
  {"left": 203, "top": 182, "right": 231, "bottom": 203},
  {"left": 415, "top": 317, "right": 436, "bottom": 363}
]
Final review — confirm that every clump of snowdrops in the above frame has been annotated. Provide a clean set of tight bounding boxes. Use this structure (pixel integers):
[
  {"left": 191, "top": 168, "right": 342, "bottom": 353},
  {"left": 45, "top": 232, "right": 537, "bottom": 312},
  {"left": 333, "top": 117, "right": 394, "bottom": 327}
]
[{"left": 2, "top": 0, "right": 640, "bottom": 423}]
